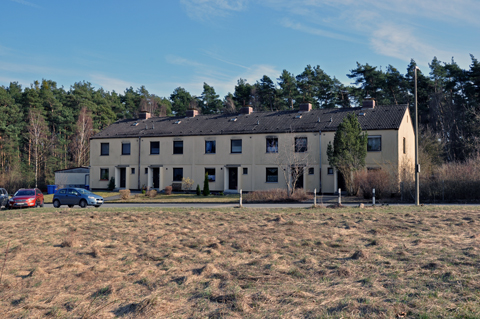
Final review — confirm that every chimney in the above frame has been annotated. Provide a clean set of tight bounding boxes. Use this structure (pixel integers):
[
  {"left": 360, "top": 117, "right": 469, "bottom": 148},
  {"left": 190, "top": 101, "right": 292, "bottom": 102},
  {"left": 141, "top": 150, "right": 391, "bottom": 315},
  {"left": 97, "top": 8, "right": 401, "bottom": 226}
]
[
  {"left": 139, "top": 111, "right": 151, "bottom": 120},
  {"left": 362, "top": 97, "right": 375, "bottom": 109},
  {"left": 299, "top": 103, "right": 312, "bottom": 112},
  {"left": 186, "top": 109, "right": 199, "bottom": 117},
  {"left": 240, "top": 106, "right": 253, "bottom": 114}
]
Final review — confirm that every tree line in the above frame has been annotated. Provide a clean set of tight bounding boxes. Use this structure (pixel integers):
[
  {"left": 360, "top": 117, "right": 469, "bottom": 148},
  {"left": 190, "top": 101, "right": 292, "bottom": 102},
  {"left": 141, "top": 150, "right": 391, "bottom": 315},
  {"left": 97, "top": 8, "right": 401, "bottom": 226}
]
[{"left": 0, "top": 56, "right": 479, "bottom": 190}]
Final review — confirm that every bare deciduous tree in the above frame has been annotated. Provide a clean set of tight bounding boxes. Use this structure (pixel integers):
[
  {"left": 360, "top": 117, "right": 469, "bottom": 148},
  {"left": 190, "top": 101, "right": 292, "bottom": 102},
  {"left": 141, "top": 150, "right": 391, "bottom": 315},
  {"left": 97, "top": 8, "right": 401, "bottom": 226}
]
[
  {"left": 275, "top": 132, "right": 312, "bottom": 196},
  {"left": 28, "top": 109, "right": 49, "bottom": 188},
  {"left": 70, "top": 107, "right": 93, "bottom": 167}
]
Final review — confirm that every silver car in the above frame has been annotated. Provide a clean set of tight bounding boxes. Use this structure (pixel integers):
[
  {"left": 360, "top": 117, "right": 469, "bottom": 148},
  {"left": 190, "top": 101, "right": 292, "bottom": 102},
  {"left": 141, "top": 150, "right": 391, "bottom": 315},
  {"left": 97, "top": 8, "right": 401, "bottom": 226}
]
[{"left": 0, "top": 188, "right": 8, "bottom": 208}]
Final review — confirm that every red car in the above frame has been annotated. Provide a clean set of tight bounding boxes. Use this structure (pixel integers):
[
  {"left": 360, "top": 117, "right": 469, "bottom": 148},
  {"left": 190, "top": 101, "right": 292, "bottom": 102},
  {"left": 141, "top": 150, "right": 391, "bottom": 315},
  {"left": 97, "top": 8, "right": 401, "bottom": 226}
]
[{"left": 8, "top": 188, "right": 44, "bottom": 209}]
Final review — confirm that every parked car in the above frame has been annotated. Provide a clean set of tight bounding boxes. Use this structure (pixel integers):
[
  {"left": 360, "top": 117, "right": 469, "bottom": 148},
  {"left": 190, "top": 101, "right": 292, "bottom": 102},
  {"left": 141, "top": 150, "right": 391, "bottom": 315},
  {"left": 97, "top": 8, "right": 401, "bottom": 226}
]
[
  {"left": 8, "top": 188, "right": 44, "bottom": 209},
  {"left": 0, "top": 188, "right": 8, "bottom": 208},
  {"left": 53, "top": 188, "right": 104, "bottom": 208}
]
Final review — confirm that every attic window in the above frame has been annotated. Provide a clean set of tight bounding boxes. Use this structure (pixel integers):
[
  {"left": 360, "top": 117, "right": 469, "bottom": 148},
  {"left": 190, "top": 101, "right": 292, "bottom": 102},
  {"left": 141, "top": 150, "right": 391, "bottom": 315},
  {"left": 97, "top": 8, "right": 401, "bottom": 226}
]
[
  {"left": 174, "top": 120, "right": 182, "bottom": 124},
  {"left": 295, "top": 115, "right": 302, "bottom": 119},
  {"left": 132, "top": 122, "right": 139, "bottom": 126},
  {"left": 359, "top": 113, "right": 366, "bottom": 116},
  {"left": 229, "top": 118, "right": 237, "bottom": 122}
]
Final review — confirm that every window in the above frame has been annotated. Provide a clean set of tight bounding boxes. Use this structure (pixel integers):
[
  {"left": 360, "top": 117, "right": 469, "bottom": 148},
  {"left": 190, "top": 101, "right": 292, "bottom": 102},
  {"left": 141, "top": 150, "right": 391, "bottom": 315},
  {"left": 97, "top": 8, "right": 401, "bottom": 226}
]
[
  {"left": 145, "top": 168, "right": 148, "bottom": 174},
  {"left": 367, "top": 136, "right": 381, "bottom": 151},
  {"left": 266, "top": 167, "right": 278, "bottom": 183},
  {"left": 101, "top": 143, "right": 109, "bottom": 156},
  {"left": 173, "top": 141, "right": 183, "bottom": 154},
  {"left": 327, "top": 167, "right": 333, "bottom": 175},
  {"left": 150, "top": 141, "right": 159, "bottom": 155},
  {"left": 403, "top": 137, "right": 406, "bottom": 154},
  {"left": 100, "top": 168, "right": 109, "bottom": 180},
  {"left": 205, "top": 168, "right": 215, "bottom": 182},
  {"left": 231, "top": 139, "right": 242, "bottom": 153},
  {"left": 295, "top": 137, "right": 307, "bottom": 152},
  {"left": 131, "top": 168, "right": 135, "bottom": 174},
  {"left": 58, "top": 189, "right": 66, "bottom": 195},
  {"left": 243, "top": 168, "right": 248, "bottom": 175},
  {"left": 122, "top": 143, "right": 131, "bottom": 155},
  {"left": 205, "top": 140, "right": 216, "bottom": 154},
  {"left": 173, "top": 168, "right": 183, "bottom": 181},
  {"left": 308, "top": 167, "right": 314, "bottom": 175},
  {"left": 266, "top": 137, "right": 278, "bottom": 153}
]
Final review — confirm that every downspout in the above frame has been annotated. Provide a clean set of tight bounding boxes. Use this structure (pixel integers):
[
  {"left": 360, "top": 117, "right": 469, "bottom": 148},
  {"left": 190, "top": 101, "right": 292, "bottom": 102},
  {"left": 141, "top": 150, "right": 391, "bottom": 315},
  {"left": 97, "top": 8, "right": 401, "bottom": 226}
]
[
  {"left": 319, "top": 131, "right": 322, "bottom": 194},
  {"left": 138, "top": 137, "right": 141, "bottom": 190}
]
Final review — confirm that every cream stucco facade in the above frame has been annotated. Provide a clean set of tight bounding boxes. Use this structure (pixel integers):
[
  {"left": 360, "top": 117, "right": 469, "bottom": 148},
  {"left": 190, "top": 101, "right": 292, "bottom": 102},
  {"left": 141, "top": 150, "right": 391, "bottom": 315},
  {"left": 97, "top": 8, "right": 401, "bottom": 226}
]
[{"left": 90, "top": 107, "right": 414, "bottom": 193}]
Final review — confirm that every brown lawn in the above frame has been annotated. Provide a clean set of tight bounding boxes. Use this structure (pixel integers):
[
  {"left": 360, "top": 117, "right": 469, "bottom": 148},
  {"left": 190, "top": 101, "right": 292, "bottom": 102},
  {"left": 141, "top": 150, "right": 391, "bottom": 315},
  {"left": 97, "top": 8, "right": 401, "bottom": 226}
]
[{"left": 0, "top": 205, "right": 479, "bottom": 318}]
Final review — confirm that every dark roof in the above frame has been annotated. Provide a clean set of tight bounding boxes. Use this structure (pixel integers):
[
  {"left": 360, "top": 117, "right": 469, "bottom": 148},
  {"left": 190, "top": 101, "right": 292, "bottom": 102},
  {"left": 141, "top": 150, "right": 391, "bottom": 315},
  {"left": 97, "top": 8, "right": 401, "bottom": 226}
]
[
  {"left": 92, "top": 105, "right": 409, "bottom": 140},
  {"left": 54, "top": 167, "right": 89, "bottom": 173}
]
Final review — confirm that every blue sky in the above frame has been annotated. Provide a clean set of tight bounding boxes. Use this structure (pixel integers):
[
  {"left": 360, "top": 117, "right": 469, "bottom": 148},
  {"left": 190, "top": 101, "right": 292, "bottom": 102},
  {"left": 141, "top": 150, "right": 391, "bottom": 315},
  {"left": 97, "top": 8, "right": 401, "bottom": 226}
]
[{"left": 1, "top": 0, "right": 479, "bottom": 98}]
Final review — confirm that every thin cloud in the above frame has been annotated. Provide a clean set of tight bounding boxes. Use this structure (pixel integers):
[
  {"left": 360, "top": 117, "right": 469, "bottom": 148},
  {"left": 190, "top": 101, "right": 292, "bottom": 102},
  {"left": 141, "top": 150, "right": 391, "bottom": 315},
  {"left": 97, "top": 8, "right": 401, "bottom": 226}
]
[
  {"left": 9, "top": 0, "right": 40, "bottom": 8},
  {"left": 180, "top": 0, "right": 247, "bottom": 20},
  {"left": 281, "top": 18, "right": 358, "bottom": 43},
  {"left": 203, "top": 50, "right": 249, "bottom": 69},
  {"left": 89, "top": 74, "right": 137, "bottom": 94}
]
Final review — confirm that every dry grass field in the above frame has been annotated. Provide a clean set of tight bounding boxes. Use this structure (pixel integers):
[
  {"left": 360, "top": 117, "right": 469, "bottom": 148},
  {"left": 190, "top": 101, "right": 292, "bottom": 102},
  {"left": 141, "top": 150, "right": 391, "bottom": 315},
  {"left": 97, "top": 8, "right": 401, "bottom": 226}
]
[{"left": 0, "top": 205, "right": 479, "bottom": 318}]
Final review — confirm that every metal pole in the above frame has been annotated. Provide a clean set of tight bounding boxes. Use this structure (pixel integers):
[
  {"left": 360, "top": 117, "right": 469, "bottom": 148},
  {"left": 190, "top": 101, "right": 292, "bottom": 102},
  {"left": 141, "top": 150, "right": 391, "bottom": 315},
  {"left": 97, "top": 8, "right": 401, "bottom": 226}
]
[
  {"left": 314, "top": 188, "right": 317, "bottom": 206},
  {"left": 239, "top": 189, "right": 243, "bottom": 207},
  {"left": 338, "top": 188, "right": 341, "bottom": 205},
  {"left": 372, "top": 188, "right": 375, "bottom": 206},
  {"left": 414, "top": 66, "right": 420, "bottom": 206}
]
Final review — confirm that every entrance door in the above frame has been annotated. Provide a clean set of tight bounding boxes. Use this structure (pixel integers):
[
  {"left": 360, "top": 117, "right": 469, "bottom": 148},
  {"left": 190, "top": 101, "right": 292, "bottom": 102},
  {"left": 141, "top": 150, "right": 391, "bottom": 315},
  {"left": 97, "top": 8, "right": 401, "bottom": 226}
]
[
  {"left": 292, "top": 166, "right": 304, "bottom": 189},
  {"left": 120, "top": 168, "right": 126, "bottom": 188},
  {"left": 152, "top": 168, "right": 159, "bottom": 189},
  {"left": 228, "top": 168, "right": 238, "bottom": 190}
]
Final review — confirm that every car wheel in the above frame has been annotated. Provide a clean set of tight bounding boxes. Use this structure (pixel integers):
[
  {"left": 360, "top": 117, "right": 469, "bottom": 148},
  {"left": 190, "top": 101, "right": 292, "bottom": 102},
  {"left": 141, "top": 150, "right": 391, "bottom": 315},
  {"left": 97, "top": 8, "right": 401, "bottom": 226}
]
[
  {"left": 68, "top": 205, "right": 74, "bottom": 208},
  {"left": 53, "top": 200, "right": 61, "bottom": 208},
  {"left": 40, "top": 201, "right": 44, "bottom": 208},
  {"left": 35, "top": 201, "right": 39, "bottom": 208},
  {"left": 80, "top": 199, "right": 87, "bottom": 208}
]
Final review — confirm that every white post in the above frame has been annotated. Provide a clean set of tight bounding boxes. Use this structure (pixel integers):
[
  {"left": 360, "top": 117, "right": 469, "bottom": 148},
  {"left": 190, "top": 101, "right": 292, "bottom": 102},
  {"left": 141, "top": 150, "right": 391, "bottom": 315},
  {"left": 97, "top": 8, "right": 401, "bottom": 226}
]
[
  {"left": 314, "top": 188, "right": 317, "bottom": 207},
  {"left": 338, "top": 188, "right": 341, "bottom": 205},
  {"left": 239, "top": 189, "right": 243, "bottom": 207},
  {"left": 372, "top": 188, "right": 376, "bottom": 206}
]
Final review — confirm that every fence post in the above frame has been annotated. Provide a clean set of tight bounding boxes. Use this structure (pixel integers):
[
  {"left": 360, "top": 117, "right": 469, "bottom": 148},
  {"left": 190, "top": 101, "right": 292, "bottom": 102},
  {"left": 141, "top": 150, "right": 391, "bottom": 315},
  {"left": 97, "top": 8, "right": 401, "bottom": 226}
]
[
  {"left": 314, "top": 188, "right": 317, "bottom": 207},
  {"left": 400, "top": 182, "right": 404, "bottom": 202},
  {"left": 372, "top": 188, "right": 375, "bottom": 206},
  {"left": 338, "top": 188, "right": 341, "bottom": 205},
  {"left": 442, "top": 180, "right": 444, "bottom": 202},
  {"left": 239, "top": 189, "right": 243, "bottom": 207}
]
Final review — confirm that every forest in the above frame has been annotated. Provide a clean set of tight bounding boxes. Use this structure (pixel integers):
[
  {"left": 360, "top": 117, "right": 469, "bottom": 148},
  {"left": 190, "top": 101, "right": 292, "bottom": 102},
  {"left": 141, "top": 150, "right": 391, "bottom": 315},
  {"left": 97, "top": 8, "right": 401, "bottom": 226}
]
[{"left": 0, "top": 56, "right": 479, "bottom": 191}]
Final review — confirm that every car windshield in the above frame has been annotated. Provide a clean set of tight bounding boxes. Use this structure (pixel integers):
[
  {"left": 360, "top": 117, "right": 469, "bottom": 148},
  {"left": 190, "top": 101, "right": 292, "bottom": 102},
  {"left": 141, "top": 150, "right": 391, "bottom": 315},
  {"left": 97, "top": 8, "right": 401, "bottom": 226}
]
[
  {"left": 15, "top": 190, "right": 35, "bottom": 196},
  {"left": 77, "top": 189, "right": 92, "bottom": 195}
]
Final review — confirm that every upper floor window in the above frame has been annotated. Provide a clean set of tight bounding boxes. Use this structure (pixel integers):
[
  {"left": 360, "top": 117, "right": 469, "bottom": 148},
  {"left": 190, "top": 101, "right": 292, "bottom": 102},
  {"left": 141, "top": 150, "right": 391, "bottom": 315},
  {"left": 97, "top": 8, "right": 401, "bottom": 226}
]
[
  {"left": 101, "top": 143, "right": 109, "bottom": 156},
  {"left": 266, "top": 137, "right": 278, "bottom": 153},
  {"left": 205, "top": 140, "right": 216, "bottom": 154},
  {"left": 150, "top": 141, "right": 159, "bottom": 155},
  {"left": 231, "top": 139, "right": 242, "bottom": 153},
  {"left": 122, "top": 143, "right": 131, "bottom": 155},
  {"left": 295, "top": 137, "right": 307, "bottom": 153},
  {"left": 368, "top": 136, "right": 381, "bottom": 152},
  {"left": 173, "top": 141, "right": 183, "bottom": 154}
]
